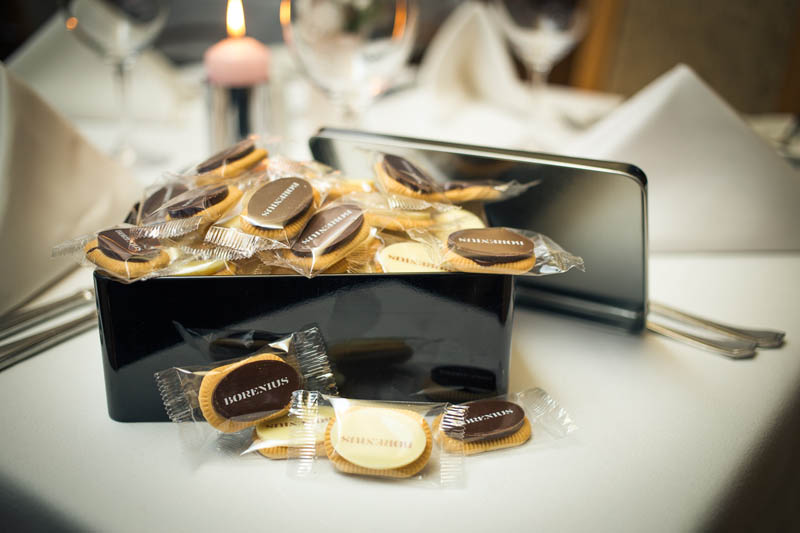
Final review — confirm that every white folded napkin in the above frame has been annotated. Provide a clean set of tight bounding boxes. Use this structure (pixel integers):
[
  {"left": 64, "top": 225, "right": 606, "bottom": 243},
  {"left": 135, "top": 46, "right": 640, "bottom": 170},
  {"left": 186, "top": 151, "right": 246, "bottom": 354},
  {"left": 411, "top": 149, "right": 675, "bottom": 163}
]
[
  {"left": 566, "top": 64, "right": 800, "bottom": 252},
  {"left": 0, "top": 64, "right": 140, "bottom": 314},
  {"left": 7, "top": 13, "right": 190, "bottom": 123}
]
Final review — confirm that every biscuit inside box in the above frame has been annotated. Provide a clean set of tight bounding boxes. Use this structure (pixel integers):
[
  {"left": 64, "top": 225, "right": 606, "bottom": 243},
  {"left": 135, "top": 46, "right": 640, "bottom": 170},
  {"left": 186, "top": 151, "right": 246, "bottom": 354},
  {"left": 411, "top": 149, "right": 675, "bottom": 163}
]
[{"left": 95, "top": 271, "right": 514, "bottom": 422}]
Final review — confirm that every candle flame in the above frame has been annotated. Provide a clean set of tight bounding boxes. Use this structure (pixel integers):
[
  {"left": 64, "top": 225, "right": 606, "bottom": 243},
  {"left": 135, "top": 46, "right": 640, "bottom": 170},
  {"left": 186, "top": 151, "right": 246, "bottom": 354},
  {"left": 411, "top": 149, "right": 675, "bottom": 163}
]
[
  {"left": 227, "top": 0, "right": 246, "bottom": 38},
  {"left": 392, "top": 0, "right": 407, "bottom": 40},
  {"left": 279, "top": 0, "right": 291, "bottom": 27}
]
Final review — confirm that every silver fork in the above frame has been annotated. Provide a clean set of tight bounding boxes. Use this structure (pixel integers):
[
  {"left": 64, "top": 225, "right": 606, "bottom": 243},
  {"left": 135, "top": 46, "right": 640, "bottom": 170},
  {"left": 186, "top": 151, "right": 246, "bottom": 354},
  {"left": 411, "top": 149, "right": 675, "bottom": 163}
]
[
  {"left": 0, "top": 288, "right": 95, "bottom": 341},
  {"left": 647, "top": 301, "right": 785, "bottom": 359},
  {"left": 0, "top": 287, "right": 98, "bottom": 372}
]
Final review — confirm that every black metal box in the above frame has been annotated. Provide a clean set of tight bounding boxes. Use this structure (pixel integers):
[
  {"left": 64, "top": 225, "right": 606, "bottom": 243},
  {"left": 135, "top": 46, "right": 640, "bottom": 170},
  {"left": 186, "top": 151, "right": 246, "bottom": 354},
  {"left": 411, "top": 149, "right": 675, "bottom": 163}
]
[{"left": 95, "top": 271, "right": 515, "bottom": 422}]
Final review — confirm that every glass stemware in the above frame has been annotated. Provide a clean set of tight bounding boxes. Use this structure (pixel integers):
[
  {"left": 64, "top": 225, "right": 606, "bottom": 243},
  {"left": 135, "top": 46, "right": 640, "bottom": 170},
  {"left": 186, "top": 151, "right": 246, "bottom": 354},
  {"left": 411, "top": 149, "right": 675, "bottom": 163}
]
[
  {"left": 280, "top": 0, "right": 419, "bottom": 127},
  {"left": 61, "top": 0, "right": 170, "bottom": 166},
  {"left": 490, "top": 0, "right": 587, "bottom": 108}
]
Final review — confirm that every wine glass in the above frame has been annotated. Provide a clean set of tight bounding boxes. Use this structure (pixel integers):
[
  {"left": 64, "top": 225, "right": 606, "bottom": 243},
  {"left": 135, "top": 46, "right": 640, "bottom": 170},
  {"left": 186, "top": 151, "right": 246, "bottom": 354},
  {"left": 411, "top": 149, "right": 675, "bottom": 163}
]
[
  {"left": 61, "top": 0, "right": 170, "bottom": 166},
  {"left": 280, "top": 0, "right": 419, "bottom": 126},
  {"left": 490, "top": 0, "right": 588, "bottom": 106}
]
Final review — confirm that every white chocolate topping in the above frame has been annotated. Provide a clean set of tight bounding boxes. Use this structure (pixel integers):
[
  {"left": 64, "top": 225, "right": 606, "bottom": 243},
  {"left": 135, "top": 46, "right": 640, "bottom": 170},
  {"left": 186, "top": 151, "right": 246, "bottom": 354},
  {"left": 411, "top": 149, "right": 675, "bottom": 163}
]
[
  {"left": 329, "top": 407, "right": 427, "bottom": 469},
  {"left": 377, "top": 242, "right": 447, "bottom": 273}
]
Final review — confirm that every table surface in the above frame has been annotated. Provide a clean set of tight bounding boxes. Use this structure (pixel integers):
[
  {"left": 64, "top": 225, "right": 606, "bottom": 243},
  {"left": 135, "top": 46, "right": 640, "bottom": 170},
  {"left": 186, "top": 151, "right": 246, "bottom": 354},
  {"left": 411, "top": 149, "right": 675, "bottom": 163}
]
[{"left": 1, "top": 252, "right": 798, "bottom": 532}]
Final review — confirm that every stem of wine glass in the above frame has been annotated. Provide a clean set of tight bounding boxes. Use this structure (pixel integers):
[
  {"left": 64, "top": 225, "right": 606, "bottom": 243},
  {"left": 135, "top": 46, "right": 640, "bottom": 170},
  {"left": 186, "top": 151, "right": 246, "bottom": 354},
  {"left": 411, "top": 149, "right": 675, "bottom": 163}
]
[
  {"left": 113, "top": 58, "right": 136, "bottom": 167},
  {"left": 330, "top": 92, "right": 363, "bottom": 128},
  {"left": 526, "top": 61, "right": 553, "bottom": 117}
]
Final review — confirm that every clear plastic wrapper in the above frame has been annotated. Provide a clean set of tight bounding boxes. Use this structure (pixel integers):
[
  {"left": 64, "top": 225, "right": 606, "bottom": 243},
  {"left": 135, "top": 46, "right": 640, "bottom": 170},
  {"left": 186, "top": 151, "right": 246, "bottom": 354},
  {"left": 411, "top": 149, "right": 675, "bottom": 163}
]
[
  {"left": 408, "top": 225, "right": 584, "bottom": 276},
  {"left": 154, "top": 325, "right": 337, "bottom": 453},
  {"left": 183, "top": 137, "right": 269, "bottom": 186},
  {"left": 134, "top": 182, "right": 245, "bottom": 241},
  {"left": 348, "top": 191, "right": 454, "bottom": 232},
  {"left": 203, "top": 175, "right": 325, "bottom": 256},
  {"left": 324, "top": 179, "right": 376, "bottom": 202},
  {"left": 287, "top": 391, "right": 465, "bottom": 486},
  {"left": 436, "top": 388, "right": 577, "bottom": 456},
  {"left": 271, "top": 200, "right": 379, "bottom": 277},
  {"left": 373, "top": 152, "right": 537, "bottom": 204},
  {"left": 53, "top": 225, "right": 176, "bottom": 283},
  {"left": 125, "top": 181, "right": 189, "bottom": 226},
  {"left": 266, "top": 154, "right": 335, "bottom": 184}
]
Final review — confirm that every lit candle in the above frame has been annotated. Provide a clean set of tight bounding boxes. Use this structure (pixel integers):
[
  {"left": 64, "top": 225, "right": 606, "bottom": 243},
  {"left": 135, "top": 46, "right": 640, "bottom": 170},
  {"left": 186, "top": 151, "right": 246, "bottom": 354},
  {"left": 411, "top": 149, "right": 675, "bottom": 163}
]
[{"left": 204, "top": 0, "right": 269, "bottom": 87}]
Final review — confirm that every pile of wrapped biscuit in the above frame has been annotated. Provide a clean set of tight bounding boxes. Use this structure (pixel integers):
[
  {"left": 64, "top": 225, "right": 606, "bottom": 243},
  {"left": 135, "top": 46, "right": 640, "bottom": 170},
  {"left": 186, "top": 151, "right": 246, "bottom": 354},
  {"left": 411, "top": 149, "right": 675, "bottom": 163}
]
[
  {"left": 55, "top": 137, "right": 584, "bottom": 281},
  {"left": 155, "top": 327, "right": 577, "bottom": 486}
]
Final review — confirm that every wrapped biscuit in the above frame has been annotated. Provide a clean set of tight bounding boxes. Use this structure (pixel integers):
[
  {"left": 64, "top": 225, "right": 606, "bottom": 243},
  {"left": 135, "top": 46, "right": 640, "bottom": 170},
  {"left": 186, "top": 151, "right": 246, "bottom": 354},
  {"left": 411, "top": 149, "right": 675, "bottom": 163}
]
[
  {"left": 203, "top": 175, "right": 325, "bottom": 256},
  {"left": 52, "top": 221, "right": 255, "bottom": 282},
  {"left": 408, "top": 226, "right": 584, "bottom": 276},
  {"left": 53, "top": 225, "right": 175, "bottom": 283},
  {"left": 125, "top": 181, "right": 189, "bottom": 226},
  {"left": 287, "top": 391, "right": 466, "bottom": 486},
  {"left": 373, "top": 153, "right": 537, "bottom": 204},
  {"left": 186, "top": 137, "right": 269, "bottom": 186},
  {"left": 155, "top": 326, "right": 337, "bottom": 454},
  {"left": 435, "top": 388, "right": 577, "bottom": 457},
  {"left": 273, "top": 201, "right": 377, "bottom": 277},
  {"left": 134, "top": 181, "right": 245, "bottom": 241}
]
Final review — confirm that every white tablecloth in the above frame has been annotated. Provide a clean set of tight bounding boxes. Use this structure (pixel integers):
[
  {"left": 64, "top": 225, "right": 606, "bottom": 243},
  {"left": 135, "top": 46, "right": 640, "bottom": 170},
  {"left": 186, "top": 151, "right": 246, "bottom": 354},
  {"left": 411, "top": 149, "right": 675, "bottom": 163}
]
[{"left": 0, "top": 253, "right": 798, "bottom": 532}]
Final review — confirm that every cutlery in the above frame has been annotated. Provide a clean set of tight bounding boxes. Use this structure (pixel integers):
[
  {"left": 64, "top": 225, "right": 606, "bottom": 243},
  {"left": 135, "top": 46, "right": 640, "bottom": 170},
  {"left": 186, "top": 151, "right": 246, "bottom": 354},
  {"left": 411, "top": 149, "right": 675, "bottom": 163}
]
[
  {"left": 0, "top": 309, "right": 98, "bottom": 372},
  {"left": 0, "top": 287, "right": 95, "bottom": 341},
  {"left": 649, "top": 302, "right": 784, "bottom": 349}
]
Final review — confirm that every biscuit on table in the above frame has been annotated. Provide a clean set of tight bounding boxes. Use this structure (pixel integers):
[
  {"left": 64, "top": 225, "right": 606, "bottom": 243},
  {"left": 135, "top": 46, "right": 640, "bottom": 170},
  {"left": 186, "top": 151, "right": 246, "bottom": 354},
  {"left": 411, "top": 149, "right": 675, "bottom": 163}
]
[
  {"left": 435, "top": 399, "right": 531, "bottom": 455},
  {"left": 324, "top": 406, "right": 432, "bottom": 478},
  {"left": 198, "top": 353, "right": 301, "bottom": 433},
  {"left": 84, "top": 227, "right": 170, "bottom": 280},
  {"left": 443, "top": 227, "right": 536, "bottom": 274}
]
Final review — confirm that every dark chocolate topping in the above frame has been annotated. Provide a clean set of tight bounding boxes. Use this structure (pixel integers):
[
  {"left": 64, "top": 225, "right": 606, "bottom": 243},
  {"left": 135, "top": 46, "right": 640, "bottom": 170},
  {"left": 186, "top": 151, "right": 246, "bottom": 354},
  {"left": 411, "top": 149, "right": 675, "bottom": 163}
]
[
  {"left": 291, "top": 204, "right": 364, "bottom": 257},
  {"left": 124, "top": 203, "right": 140, "bottom": 225},
  {"left": 446, "top": 399, "right": 525, "bottom": 441},
  {"left": 141, "top": 183, "right": 188, "bottom": 220},
  {"left": 382, "top": 154, "right": 437, "bottom": 193},
  {"left": 167, "top": 185, "right": 229, "bottom": 219},
  {"left": 448, "top": 228, "right": 534, "bottom": 265},
  {"left": 196, "top": 138, "right": 255, "bottom": 173},
  {"left": 211, "top": 359, "right": 301, "bottom": 422},
  {"left": 94, "top": 228, "right": 161, "bottom": 263},
  {"left": 244, "top": 178, "right": 313, "bottom": 229}
]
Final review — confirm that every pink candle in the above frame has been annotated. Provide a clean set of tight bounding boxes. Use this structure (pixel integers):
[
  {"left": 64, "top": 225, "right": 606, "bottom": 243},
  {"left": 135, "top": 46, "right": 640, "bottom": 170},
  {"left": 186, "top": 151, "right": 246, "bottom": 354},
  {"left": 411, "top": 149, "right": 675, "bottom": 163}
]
[{"left": 204, "top": 0, "right": 269, "bottom": 87}]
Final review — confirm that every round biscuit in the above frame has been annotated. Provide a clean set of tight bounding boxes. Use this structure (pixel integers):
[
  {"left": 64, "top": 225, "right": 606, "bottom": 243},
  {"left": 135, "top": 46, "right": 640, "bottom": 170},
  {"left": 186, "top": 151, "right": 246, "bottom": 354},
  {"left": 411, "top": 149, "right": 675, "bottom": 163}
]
[
  {"left": 84, "top": 239, "right": 171, "bottom": 280},
  {"left": 443, "top": 248, "right": 536, "bottom": 275},
  {"left": 324, "top": 411, "right": 432, "bottom": 478},
  {"left": 196, "top": 148, "right": 268, "bottom": 185},
  {"left": 198, "top": 353, "right": 295, "bottom": 433},
  {"left": 435, "top": 414, "right": 532, "bottom": 455}
]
